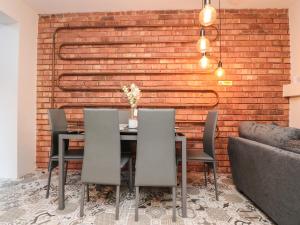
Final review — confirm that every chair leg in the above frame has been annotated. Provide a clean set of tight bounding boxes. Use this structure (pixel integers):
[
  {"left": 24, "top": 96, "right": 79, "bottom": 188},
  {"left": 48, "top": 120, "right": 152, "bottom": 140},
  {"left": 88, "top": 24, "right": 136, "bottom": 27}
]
[
  {"left": 64, "top": 161, "right": 68, "bottom": 184},
  {"left": 204, "top": 163, "right": 207, "bottom": 186},
  {"left": 129, "top": 158, "right": 133, "bottom": 192},
  {"left": 176, "top": 161, "right": 181, "bottom": 187},
  {"left": 86, "top": 184, "right": 90, "bottom": 202},
  {"left": 80, "top": 184, "right": 85, "bottom": 217},
  {"left": 135, "top": 186, "right": 139, "bottom": 222},
  {"left": 172, "top": 186, "right": 176, "bottom": 222},
  {"left": 46, "top": 161, "right": 53, "bottom": 199},
  {"left": 115, "top": 185, "right": 120, "bottom": 220},
  {"left": 213, "top": 162, "right": 219, "bottom": 201}
]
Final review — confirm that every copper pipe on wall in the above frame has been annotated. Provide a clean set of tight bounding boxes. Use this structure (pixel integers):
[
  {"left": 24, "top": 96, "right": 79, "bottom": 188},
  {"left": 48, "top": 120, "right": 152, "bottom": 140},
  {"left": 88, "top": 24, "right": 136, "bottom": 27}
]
[
  {"left": 57, "top": 71, "right": 216, "bottom": 92},
  {"left": 58, "top": 99, "right": 218, "bottom": 109},
  {"left": 58, "top": 40, "right": 197, "bottom": 61},
  {"left": 56, "top": 89, "right": 219, "bottom": 108},
  {"left": 51, "top": 24, "right": 220, "bottom": 110},
  {"left": 51, "top": 24, "right": 202, "bottom": 107}
]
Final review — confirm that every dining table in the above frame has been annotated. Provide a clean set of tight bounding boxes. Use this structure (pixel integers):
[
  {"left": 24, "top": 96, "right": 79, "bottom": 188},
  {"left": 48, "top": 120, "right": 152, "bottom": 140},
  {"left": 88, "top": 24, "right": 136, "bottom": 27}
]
[{"left": 57, "top": 127, "right": 188, "bottom": 218}]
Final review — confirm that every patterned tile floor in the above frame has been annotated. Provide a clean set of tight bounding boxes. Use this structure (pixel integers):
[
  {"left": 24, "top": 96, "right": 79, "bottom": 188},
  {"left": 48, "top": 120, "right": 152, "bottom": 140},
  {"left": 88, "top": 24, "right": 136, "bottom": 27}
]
[{"left": 0, "top": 170, "right": 274, "bottom": 225}]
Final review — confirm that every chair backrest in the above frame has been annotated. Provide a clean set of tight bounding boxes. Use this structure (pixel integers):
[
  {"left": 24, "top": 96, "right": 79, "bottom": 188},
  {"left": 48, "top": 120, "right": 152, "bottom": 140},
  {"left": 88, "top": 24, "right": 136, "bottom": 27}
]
[
  {"left": 48, "top": 109, "right": 68, "bottom": 157},
  {"left": 203, "top": 111, "right": 218, "bottom": 159},
  {"left": 135, "top": 109, "right": 176, "bottom": 187},
  {"left": 48, "top": 109, "right": 68, "bottom": 132},
  {"left": 118, "top": 110, "right": 130, "bottom": 124},
  {"left": 81, "top": 109, "right": 121, "bottom": 185}
]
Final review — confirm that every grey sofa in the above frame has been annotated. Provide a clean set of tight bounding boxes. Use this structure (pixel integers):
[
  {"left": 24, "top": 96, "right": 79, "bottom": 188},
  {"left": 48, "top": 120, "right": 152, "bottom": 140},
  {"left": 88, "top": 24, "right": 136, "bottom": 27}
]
[{"left": 228, "top": 122, "right": 300, "bottom": 225}]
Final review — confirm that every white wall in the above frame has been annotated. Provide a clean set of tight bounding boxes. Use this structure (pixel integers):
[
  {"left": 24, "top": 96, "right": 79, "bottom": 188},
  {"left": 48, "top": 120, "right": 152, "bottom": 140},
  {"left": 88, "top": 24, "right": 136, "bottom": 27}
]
[
  {"left": 0, "top": 0, "right": 38, "bottom": 178},
  {"left": 286, "top": 2, "right": 300, "bottom": 128},
  {"left": 0, "top": 22, "right": 19, "bottom": 178},
  {"left": 290, "top": 1, "right": 300, "bottom": 80}
]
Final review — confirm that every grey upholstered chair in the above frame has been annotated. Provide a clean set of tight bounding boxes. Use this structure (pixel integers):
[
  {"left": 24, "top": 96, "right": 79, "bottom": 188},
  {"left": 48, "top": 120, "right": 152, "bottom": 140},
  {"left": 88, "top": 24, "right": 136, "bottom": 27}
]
[
  {"left": 118, "top": 109, "right": 133, "bottom": 189},
  {"left": 46, "top": 109, "right": 84, "bottom": 198},
  {"left": 185, "top": 111, "right": 219, "bottom": 200},
  {"left": 118, "top": 109, "right": 131, "bottom": 152},
  {"left": 118, "top": 109, "right": 130, "bottom": 124},
  {"left": 80, "top": 109, "right": 132, "bottom": 220},
  {"left": 135, "top": 109, "right": 177, "bottom": 222}
]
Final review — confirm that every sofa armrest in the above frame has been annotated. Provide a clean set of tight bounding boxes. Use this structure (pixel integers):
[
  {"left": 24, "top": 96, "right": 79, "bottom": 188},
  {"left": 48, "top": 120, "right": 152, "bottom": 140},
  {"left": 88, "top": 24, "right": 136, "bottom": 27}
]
[{"left": 228, "top": 136, "right": 300, "bottom": 225}]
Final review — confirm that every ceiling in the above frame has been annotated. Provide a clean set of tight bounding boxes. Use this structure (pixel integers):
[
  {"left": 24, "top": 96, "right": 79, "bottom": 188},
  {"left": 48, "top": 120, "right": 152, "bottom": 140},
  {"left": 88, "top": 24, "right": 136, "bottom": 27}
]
[{"left": 24, "top": 0, "right": 296, "bottom": 14}]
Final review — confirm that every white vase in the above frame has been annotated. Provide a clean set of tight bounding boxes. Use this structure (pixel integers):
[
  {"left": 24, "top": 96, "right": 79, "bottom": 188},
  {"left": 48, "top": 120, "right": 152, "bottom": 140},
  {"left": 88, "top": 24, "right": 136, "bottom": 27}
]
[
  {"left": 128, "top": 118, "right": 138, "bottom": 129},
  {"left": 128, "top": 106, "right": 138, "bottom": 128}
]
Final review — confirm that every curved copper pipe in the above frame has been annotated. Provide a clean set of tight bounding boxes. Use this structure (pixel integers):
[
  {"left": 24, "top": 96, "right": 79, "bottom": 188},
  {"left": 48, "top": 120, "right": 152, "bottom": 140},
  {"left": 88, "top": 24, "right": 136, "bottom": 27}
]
[
  {"left": 58, "top": 40, "right": 197, "bottom": 61},
  {"left": 51, "top": 23, "right": 219, "bottom": 108},
  {"left": 57, "top": 71, "right": 216, "bottom": 92},
  {"left": 57, "top": 87, "right": 219, "bottom": 109}
]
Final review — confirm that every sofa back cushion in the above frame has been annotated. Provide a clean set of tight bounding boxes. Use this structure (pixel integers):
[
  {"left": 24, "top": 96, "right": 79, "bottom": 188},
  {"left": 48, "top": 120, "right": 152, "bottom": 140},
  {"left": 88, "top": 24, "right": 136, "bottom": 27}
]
[
  {"left": 282, "top": 140, "right": 300, "bottom": 154},
  {"left": 239, "top": 122, "right": 300, "bottom": 149}
]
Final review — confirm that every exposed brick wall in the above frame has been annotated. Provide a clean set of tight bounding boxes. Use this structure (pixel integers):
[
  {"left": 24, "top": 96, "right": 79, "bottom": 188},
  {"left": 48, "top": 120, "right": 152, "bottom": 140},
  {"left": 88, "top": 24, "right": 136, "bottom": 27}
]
[{"left": 37, "top": 9, "right": 290, "bottom": 173}]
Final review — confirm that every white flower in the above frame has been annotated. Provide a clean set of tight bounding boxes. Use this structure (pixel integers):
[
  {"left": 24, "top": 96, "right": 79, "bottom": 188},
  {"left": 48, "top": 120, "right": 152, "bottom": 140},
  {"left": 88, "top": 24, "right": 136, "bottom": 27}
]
[{"left": 122, "top": 83, "right": 141, "bottom": 107}]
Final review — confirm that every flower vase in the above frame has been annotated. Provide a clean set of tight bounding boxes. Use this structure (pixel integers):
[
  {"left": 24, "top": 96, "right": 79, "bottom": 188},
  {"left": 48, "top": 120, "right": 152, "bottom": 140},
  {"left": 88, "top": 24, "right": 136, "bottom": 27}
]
[{"left": 128, "top": 106, "right": 138, "bottom": 129}]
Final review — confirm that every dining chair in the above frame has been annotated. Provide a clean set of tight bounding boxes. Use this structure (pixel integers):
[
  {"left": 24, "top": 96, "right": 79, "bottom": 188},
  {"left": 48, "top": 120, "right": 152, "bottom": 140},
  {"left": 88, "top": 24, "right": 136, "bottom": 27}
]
[
  {"left": 118, "top": 109, "right": 133, "bottom": 189},
  {"left": 118, "top": 109, "right": 130, "bottom": 124},
  {"left": 179, "top": 111, "right": 219, "bottom": 200},
  {"left": 118, "top": 110, "right": 131, "bottom": 154},
  {"left": 46, "top": 109, "right": 84, "bottom": 198},
  {"left": 135, "top": 109, "right": 177, "bottom": 222},
  {"left": 80, "top": 109, "right": 132, "bottom": 220}
]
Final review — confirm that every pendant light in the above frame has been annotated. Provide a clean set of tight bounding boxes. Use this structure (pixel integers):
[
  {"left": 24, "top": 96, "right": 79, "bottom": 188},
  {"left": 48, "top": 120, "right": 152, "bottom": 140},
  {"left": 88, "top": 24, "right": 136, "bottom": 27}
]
[
  {"left": 197, "top": 27, "right": 210, "bottom": 53},
  {"left": 215, "top": 0, "right": 225, "bottom": 77},
  {"left": 199, "top": 52, "right": 210, "bottom": 70},
  {"left": 199, "top": 0, "right": 217, "bottom": 27},
  {"left": 215, "top": 61, "right": 225, "bottom": 77}
]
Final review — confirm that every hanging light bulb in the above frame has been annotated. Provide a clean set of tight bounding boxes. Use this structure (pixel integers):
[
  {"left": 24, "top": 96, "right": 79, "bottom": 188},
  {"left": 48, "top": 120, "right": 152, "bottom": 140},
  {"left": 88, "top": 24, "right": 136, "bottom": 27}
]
[
  {"left": 197, "top": 28, "right": 210, "bottom": 53},
  {"left": 199, "top": 0, "right": 217, "bottom": 26},
  {"left": 199, "top": 53, "right": 210, "bottom": 70},
  {"left": 215, "top": 61, "right": 225, "bottom": 77},
  {"left": 215, "top": 0, "right": 225, "bottom": 77}
]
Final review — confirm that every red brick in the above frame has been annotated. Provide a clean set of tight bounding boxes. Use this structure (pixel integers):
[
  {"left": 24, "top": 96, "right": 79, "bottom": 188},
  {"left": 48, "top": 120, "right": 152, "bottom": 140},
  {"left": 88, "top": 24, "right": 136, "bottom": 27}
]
[{"left": 36, "top": 9, "right": 290, "bottom": 173}]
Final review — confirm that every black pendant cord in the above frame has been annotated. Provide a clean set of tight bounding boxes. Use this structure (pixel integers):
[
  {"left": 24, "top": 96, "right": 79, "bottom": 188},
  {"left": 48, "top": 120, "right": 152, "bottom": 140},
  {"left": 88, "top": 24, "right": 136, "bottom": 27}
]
[{"left": 219, "top": 0, "right": 222, "bottom": 62}]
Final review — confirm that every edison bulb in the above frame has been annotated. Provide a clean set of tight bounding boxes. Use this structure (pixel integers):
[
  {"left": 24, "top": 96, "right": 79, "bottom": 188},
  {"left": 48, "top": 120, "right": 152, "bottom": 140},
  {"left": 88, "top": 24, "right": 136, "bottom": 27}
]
[
  {"left": 199, "top": 1, "right": 217, "bottom": 26},
  {"left": 215, "top": 66, "right": 225, "bottom": 77},
  {"left": 199, "top": 54, "right": 210, "bottom": 70},
  {"left": 197, "top": 36, "right": 210, "bottom": 53},
  {"left": 215, "top": 61, "right": 225, "bottom": 77}
]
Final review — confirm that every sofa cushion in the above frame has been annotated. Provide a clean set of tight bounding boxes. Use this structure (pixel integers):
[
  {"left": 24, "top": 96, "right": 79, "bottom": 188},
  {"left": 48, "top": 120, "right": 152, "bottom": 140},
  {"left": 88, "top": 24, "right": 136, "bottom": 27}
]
[
  {"left": 239, "top": 122, "right": 300, "bottom": 149},
  {"left": 281, "top": 140, "right": 300, "bottom": 154}
]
